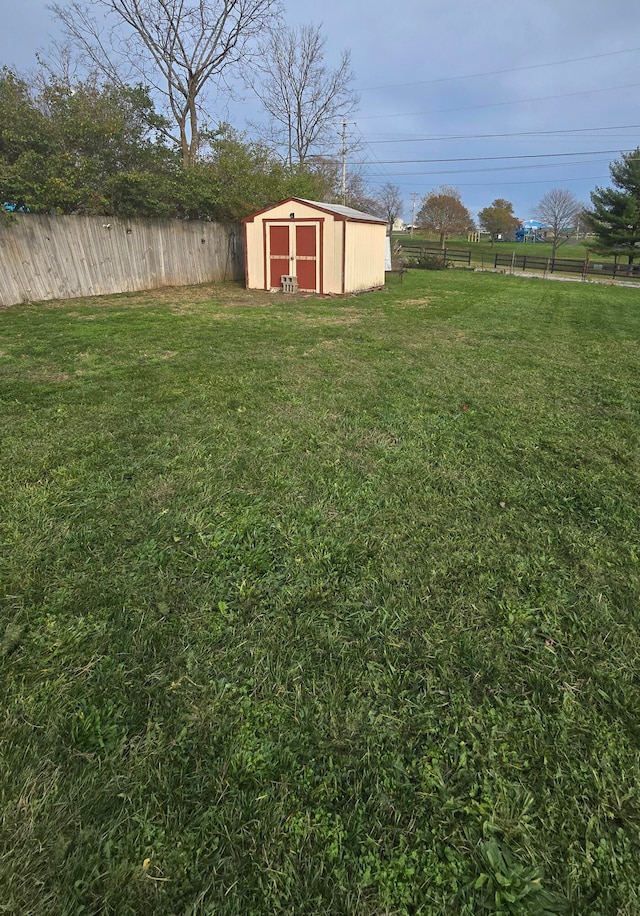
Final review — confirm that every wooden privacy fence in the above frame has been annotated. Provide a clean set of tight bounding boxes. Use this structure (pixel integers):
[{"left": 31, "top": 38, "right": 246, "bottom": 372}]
[
  {"left": 494, "top": 251, "right": 640, "bottom": 280},
  {"left": 0, "top": 214, "right": 245, "bottom": 307}
]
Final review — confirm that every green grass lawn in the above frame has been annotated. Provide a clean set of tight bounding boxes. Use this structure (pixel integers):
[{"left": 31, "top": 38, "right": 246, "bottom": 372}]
[{"left": 1, "top": 271, "right": 639, "bottom": 914}]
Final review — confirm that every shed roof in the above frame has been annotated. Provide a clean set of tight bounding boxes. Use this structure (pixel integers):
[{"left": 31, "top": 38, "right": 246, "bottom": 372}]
[
  {"left": 242, "top": 196, "right": 386, "bottom": 225},
  {"left": 297, "top": 199, "right": 386, "bottom": 223}
]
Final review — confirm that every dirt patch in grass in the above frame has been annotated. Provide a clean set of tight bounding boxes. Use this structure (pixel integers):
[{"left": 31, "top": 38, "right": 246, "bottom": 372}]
[
  {"left": 147, "top": 480, "right": 175, "bottom": 508},
  {"left": 167, "top": 286, "right": 282, "bottom": 314},
  {"left": 139, "top": 350, "right": 178, "bottom": 360},
  {"left": 296, "top": 312, "right": 362, "bottom": 326},
  {"left": 26, "top": 369, "right": 71, "bottom": 383},
  {"left": 398, "top": 298, "right": 435, "bottom": 307},
  {"left": 24, "top": 282, "right": 251, "bottom": 313},
  {"left": 300, "top": 340, "right": 371, "bottom": 364},
  {"left": 15, "top": 283, "right": 380, "bottom": 317}
]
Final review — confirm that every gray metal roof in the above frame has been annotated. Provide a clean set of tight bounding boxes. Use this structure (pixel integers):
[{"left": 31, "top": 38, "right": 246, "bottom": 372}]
[{"left": 298, "top": 199, "right": 386, "bottom": 223}]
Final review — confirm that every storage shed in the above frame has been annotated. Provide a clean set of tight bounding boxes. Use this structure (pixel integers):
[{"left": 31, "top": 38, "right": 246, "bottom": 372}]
[{"left": 242, "top": 197, "right": 387, "bottom": 295}]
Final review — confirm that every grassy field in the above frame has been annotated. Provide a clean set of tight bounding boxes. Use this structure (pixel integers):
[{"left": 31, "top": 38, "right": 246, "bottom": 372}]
[{"left": 1, "top": 270, "right": 639, "bottom": 914}]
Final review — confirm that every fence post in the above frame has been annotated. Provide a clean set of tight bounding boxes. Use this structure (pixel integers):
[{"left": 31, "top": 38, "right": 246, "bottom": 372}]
[{"left": 510, "top": 251, "right": 515, "bottom": 274}]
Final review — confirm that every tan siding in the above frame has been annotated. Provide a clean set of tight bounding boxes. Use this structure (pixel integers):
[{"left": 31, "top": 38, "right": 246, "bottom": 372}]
[
  {"left": 244, "top": 220, "right": 264, "bottom": 289},
  {"left": 0, "top": 214, "right": 244, "bottom": 307},
  {"left": 344, "top": 223, "right": 386, "bottom": 292},
  {"left": 321, "top": 218, "right": 341, "bottom": 294}
]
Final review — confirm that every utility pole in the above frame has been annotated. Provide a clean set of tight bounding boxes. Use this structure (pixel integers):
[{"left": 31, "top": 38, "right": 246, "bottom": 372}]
[
  {"left": 341, "top": 120, "right": 347, "bottom": 206},
  {"left": 410, "top": 192, "right": 419, "bottom": 236}
]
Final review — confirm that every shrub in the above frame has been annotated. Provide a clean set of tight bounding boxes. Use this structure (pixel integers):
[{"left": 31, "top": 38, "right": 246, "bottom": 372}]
[{"left": 418, "top": 252, "right": 449, "bottom": 270}]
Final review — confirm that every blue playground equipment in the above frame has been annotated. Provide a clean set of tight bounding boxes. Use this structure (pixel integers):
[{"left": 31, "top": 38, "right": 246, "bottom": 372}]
[{"left": 515, "top": 219, "right": 548, "bottom": 243}]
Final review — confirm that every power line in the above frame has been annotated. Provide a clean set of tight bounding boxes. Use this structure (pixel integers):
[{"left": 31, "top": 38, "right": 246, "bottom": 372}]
[
  {"left": 359, "top": 46, "right": 640, "bottom": 92},
  {"left": 352, "top": 123, "right": 395, "bottom": 183},
  {"left": 360, "top": 123, "right": 640, "bottom": 145},
  {"left": 365, "top": 159, "right": 618, "bottom": 178},
  {"left": 351, "top": 148, "right": 635, "bottom": 166},
  {"left": 363, "top": 173, "right": 610, "bottom": 188},
  {"left": 438, "top": 174, "right": 610, "bottom": 187},
  {"left": 358, "top": 81, "right": 640, "bottom": 121}
]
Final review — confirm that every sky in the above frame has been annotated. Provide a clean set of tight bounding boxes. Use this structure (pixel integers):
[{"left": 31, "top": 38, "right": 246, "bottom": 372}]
[{"left": 3, "top": 0, "right": 640, "bottom": 222}]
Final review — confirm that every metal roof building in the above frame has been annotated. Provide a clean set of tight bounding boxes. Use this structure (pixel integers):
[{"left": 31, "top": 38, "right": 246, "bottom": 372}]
[{"left": 242, "top": 197, "right": 387, "bottom": 295}]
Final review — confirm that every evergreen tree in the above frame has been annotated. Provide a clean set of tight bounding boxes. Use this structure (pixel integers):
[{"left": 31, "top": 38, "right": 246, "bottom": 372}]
[{"left": 587, "top": 149, "right": 640, "bottom": 264}]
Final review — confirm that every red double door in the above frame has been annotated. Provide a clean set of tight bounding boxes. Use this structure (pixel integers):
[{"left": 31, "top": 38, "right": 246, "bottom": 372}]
[{"left": 268, "top": 223, "right": 319, "bottom": 291}]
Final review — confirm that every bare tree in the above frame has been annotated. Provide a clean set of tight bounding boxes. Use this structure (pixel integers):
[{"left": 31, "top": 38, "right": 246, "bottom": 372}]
[
  {"left": 417, "top": 185, "right": 472, "bottom": 249},
  {"left": 302, "top": 156, "right": 379, "bottom": 213},
  {"left": 535, "top": 188, "right": 582, "bottom": 258},
  {"left": 248, "top": 23, "right": 358, "bottom": 167},
  {"left": 50, "top": 0, "right": 281, "bottom": 167},
  {"left": 344, "top": 173, "right": 380, "bottom": 215},
  {"left": 377, "top": 182, "right": 403, "bottom": 234}
]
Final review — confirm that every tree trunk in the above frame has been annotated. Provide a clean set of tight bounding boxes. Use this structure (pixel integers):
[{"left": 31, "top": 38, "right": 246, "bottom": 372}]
[
  {"left": 178, "top": 115, "right": 190, "bottom": 169},
  {"left": 188, "top": 105, "right": 198, "bottom": 166}
]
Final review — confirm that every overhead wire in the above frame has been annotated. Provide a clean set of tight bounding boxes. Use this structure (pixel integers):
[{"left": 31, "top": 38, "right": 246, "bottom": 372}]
[
  {"left": 365, "top": 160, "right": 619, "bottom": 177},
  {"left": 350, "top": 122, "right": 398, "bottom": 188},
  {"left": 346, "top": 44, "right": 640, "bottom": 198},
  {"left": 360, "top": 124, "right": 640, "bottom": 144},
  {"left": 359, "top": 171, "right": 611, "bottom": 188},
  {"left": 358, "top": 81, "right": 640, "bottom": 121},
  {"left": 350, "top": 148, "right": 636, "bottom": 166},
  {"left": 358, "top": 46, "right": 640, "bottom": 92}
]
